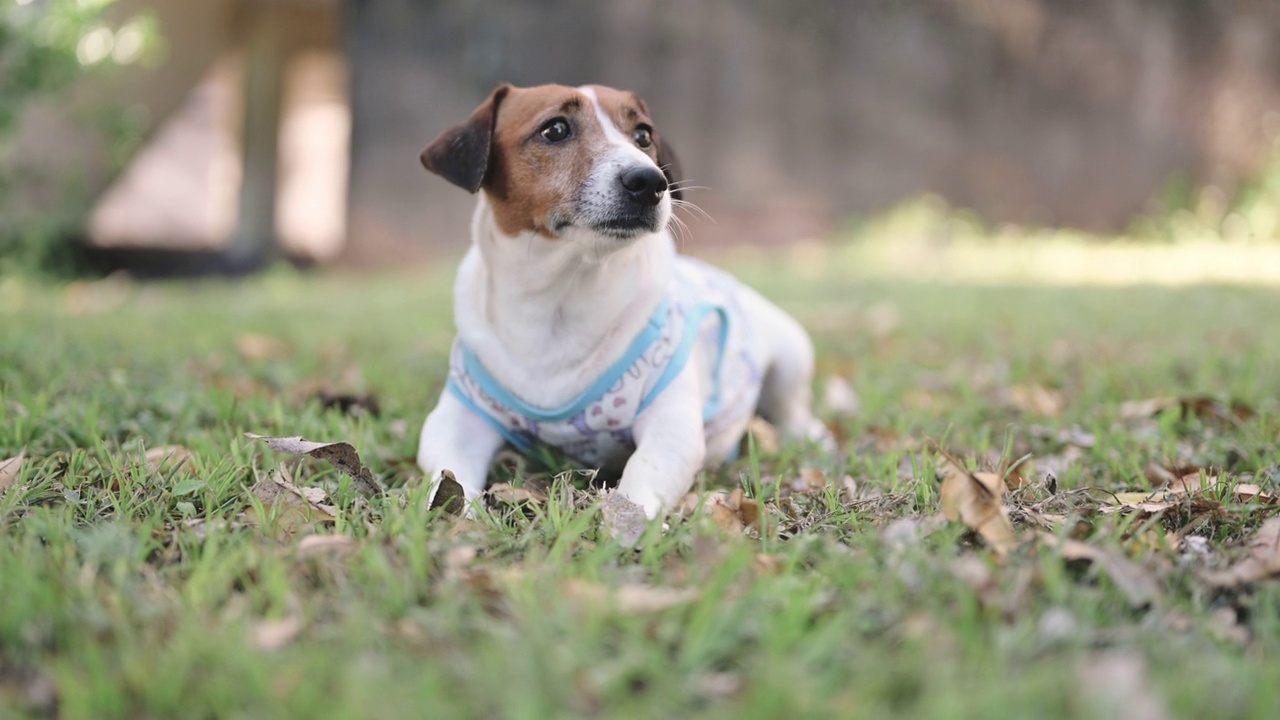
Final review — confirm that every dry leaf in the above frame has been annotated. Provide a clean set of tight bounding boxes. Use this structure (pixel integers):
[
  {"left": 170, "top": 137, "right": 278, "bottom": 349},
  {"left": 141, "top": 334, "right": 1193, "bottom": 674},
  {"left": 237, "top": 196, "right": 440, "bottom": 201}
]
[
  {"left": 251, "top": 616, "right": 303, "bottom": 651},
  {"left": 429, "top": 470, "right": 466, "bottom": 516},
  {"left": 1120, "top": 396, "right": 1253, "bottom": 424},
  {"left": 245, "top": 467, "right": 337, "bottom": 538},
  {"left": 1045, "top": 535, "right": 1162, "bottom": 608},
  {"left": 245, "top": 433, "right": 382, "bottom": 497},
  {"left": 1006, "top": 384, "right": 1067, "bottom": 417},
  {"left": 822, "top": 376, "right": 861, "bottom": 417},
  {"left": 145, "top": 445, "right": 192, "bottom": 473},
  {"left": 746, "top": 416, "right": 779, "bottom": 454},
  {"left": 0, "top": 449, "right": 26, "bottom": 493},
  {"left": 1202, "top": 517, "right": 1280, "bottom": 588},
  {"left": 487, "top": 482, "right": 548, "bottom": 507},
  {"left": 562, "top": 579, "right": 699, "bottom": 614},
  {"left": 600, "top": 490, "right": 649, "bottom": 547},
  {"left": 792, "top": 466, "right": 830, "bottom": 495},
  {"left": 1233, "top": 483, "right": 1278, "bottom": 505},
  {"left": 296, "top": 534, "right": 357, "bottom": 558},
  {"left": 236, "top": 333, "right": 291, "bottom": 361},
  {"left": 939, "top": 458, "right": 1021, "bottom": 557}
]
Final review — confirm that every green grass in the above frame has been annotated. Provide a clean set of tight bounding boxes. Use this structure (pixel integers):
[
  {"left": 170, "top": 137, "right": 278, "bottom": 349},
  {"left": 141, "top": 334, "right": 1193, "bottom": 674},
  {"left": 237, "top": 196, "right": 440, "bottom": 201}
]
[{"left": 1, "top": 246, "right": 1279, "bottom": 719}]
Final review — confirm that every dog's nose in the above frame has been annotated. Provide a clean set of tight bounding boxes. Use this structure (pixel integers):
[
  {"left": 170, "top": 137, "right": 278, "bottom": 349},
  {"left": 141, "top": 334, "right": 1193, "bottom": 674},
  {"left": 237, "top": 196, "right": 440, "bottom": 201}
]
[{"left": 618, "top": 166, "right": 668, "bottom": 206}]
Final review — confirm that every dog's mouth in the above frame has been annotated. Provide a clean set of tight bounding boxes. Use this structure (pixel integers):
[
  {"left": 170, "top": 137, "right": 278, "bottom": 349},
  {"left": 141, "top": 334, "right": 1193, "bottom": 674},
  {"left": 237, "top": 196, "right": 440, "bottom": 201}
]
[{"left": 592, "top": 212, "right": 659, "bottom": 238}]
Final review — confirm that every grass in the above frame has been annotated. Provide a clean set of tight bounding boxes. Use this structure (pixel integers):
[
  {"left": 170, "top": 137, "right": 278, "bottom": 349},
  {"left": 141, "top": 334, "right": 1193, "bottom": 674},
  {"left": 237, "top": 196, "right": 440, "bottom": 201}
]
[{"left": 2, "top": 239, "right": 1279, "bottom": 718}]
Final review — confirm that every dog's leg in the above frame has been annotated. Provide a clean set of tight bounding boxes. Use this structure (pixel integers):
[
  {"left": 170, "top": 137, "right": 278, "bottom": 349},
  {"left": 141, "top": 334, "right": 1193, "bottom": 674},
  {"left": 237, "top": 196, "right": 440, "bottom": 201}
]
[
  {"left": 417, "top": 391, "right": 505, "bottom": 513},
  {"left": 617, "top": 367, "right": 707, "bottom": 518},
  {"left": 746, "top": 293, "right": 834, "bottom": 451}
]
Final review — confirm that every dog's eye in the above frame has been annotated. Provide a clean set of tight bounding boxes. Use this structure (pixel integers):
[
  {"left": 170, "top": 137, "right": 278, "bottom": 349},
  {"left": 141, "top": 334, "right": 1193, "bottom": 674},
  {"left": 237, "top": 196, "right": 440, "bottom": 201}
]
[
  {"left": 633, "top": 126, "right": 653, "bottom": 149},
  {"left": 540, "top": 118, "right": 572, "bottom": 143}
]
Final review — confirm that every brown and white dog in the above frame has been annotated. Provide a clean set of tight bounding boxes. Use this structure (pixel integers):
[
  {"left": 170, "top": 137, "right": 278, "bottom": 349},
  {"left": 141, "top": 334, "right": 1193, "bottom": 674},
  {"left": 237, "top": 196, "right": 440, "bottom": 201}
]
[{"left": 417, "top": 83, "right": 829, "bottom": 519}]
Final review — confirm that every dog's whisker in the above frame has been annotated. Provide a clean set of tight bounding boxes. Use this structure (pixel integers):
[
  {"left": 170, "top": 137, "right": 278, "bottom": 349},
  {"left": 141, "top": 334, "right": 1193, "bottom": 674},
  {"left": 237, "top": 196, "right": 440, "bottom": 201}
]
[{"left": 672, "top": 198, "right": 714, "bottom": 223}]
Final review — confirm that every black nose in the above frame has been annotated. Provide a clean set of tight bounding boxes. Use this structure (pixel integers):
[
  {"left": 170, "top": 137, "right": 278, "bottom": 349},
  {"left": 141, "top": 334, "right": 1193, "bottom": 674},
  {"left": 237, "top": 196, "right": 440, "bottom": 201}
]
[{"left": 618, "top": 166, "right": 668, "bottom": 206}]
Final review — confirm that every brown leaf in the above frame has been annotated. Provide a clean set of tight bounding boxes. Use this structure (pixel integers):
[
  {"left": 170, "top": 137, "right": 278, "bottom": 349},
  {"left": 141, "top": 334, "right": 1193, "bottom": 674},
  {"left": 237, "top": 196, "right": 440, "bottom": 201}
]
[
  {"left": 251, "top": 616, "right": 303, "bottom": 651},
  {"left": 939, "top": 457, "right": 1021, "bottom": 557},
  {"left": 0, "top": 449, "right": 26, "bottom": 493},
  {"left": 792, "top": 466, "right": 830, "bottom": 495},
  {"left": 296, "top": 534, "right": 357, "bottom": 558},
  {"left": 1202, "top": 517, "right": 1280, "bottom": 588},
  {"left": 562, "top": 579, "right": 699, "bottom": 614},
  {"left": 1045, "top": 535, "right": 1162, "bottom": 608},
  {"left": 1006, "top": 384, "right": 1067, "bottom": 417},
  {"left": 313, "top": 391, "right": 382, "bottom": 417},
  {"left": 1233, "top": 483, "right": 1278, "bottom": 505},
  {"left": 145, "top": 445, "right": 192, "bottom": 473},
  {"left": 1120, "top": 395, "right": 1254, "bottom": 424},
  {"left": 487, "top": 482, "right": 548, "bottom": 507},
  {"left": 600, "top": 490, "right": 649, "bottom": 547},
  {"left": 245, "top": 433, "right": 382, "bottom": 497},
  {"left": 429, "top": 470, "right": 466, "bottom": 516},
  {"left": 746, "top": 416, "right": 780, "bottom": 454},
  {"left": 245, "top": 467, "right": 337, "bottom": 538},
  {"left": 235, "top": 333, "right": 291, "bottom": 361}
]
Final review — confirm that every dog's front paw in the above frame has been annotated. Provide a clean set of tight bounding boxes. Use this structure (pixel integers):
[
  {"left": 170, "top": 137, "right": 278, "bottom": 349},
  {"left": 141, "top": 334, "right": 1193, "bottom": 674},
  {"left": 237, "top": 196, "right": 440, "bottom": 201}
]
[{"left": 600, "top": 490, "right": 651, "bottom": 547}]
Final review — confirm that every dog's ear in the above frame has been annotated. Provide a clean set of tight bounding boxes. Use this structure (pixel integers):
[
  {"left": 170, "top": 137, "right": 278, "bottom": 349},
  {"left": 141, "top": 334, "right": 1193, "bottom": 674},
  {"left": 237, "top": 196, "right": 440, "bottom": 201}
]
[
  {"left": 420, "top": 84, "right": 511, "bottom": 193},
  {"left": 655, "top": 135, "right": 683, "bottom": 202}
]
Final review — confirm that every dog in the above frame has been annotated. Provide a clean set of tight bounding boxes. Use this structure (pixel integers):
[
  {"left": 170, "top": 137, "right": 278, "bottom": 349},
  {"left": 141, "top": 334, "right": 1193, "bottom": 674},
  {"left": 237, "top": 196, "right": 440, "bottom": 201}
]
[{"left": 417, "top": 83, "right": 830, "bottom": 519}]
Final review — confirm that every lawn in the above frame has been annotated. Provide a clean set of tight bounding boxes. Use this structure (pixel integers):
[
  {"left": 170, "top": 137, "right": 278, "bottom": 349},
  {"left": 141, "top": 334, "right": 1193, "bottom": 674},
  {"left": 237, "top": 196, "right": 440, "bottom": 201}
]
[{"left": 2, "top": 238, "right": 1279, "bottom": 718}]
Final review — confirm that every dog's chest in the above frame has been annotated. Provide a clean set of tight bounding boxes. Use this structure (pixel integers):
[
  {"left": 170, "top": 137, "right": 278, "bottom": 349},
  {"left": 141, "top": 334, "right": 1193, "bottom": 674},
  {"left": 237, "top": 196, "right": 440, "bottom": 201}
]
[{"left": 447, "top": 257, "right": 766, "bottom": 467}]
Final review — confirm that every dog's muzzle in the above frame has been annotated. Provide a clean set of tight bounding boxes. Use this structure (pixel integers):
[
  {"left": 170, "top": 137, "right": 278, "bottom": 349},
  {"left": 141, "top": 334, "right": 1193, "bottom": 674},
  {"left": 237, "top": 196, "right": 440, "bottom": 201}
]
[{"left": 592, "top": 165, "right": 668, "bottom": 237}]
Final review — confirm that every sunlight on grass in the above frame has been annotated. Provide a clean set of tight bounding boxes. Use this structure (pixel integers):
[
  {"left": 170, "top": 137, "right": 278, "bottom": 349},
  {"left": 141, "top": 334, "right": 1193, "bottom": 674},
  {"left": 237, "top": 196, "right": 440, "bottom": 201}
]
[{"left": 726, "top": 197, "right": 1280, "bottom": 287}]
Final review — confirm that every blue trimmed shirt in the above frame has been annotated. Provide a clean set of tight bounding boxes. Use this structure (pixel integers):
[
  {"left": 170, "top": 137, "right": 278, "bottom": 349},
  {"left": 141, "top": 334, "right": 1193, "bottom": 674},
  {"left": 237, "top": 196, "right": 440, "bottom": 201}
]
[{"left": 446, "top": 257, "right": 764, "bottom": 468}]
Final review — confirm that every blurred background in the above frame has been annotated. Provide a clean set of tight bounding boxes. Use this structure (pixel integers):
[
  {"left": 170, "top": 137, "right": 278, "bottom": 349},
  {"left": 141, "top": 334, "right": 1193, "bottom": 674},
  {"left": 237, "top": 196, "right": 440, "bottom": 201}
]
[{"left": 2, "top": 0, "right": 1279, "bottom": 276}]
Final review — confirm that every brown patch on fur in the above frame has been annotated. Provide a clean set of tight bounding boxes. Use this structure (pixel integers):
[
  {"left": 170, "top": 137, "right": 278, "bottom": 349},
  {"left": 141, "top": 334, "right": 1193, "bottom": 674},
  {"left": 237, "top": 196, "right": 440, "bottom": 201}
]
[
  {"left": 485, "top": 85, "right": 604, "bottom": 238},
  {"left": 424, "top": 83, "right": 678, "bottom": 238}
]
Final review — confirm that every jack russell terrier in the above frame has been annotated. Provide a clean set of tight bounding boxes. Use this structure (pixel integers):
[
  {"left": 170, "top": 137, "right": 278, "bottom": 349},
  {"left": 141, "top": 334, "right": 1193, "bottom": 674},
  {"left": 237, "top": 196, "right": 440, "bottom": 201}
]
[{"left": 417, "top": 83, "right": 830, "bottom": 519}]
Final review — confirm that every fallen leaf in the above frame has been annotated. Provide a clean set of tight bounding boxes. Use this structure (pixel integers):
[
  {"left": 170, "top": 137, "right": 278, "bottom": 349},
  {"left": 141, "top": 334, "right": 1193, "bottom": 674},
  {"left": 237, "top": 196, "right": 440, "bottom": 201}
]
[
  {"left": 1005, "top": 384, "right": 1067, "bottom": 417},
  {"left": 1045, "top": 534, "right": 1162, "bottom": 608},
  {"left": 245, "top": 433, "right": 383, "bottom": 497},
  {"left": 429, "top": 470, "right": 466, "bottom": 516},
  {"left": 822, "top": 376, "right": 861, "bottom": 417},
  {"left": 600, "top": 490, "right": 649, "bottom": 547},
  {"left": 245, "top": 467, "right": 337, "bottom": 537},
  {"left": 562, "top": 579, "right": 699, "bottom": 613},
  {"left": 1233, "top": 483, "right": 1278, "bottom": 505},
  {"left": 251, "top": 616, "right": 303, "bottom": 651},
  {"left": 313, "top": 391, "right": 381, "bottom": 417},
  {"left": 1202, "top": 517, "right": 1280, "bottom": 588},
  {"left": 487, "top": 482, "right": 548, "bottom": 507},
  {"left": 0, "top": 449, "right": 26, "bottom": 493},
  {"left": 236, "top": 333, "right": 291, "bottom": 361},
  {"left": 939, "top": 457, "right": 1021, "bottom": 557},
  {"left": 746, "top": 416, "right": 780, "bottom": 454},
  {"left": 145, "top": 445, "right": 192, "bottom": 473},
  {"left": 791, "top": 466, "right": 830, "bottom": 495},
  {"left": 1120, "top": 395, "right": 1254, "bottom": 424},
  {"left": 296, "top": 534, "right": 357, "bottom": 558}
]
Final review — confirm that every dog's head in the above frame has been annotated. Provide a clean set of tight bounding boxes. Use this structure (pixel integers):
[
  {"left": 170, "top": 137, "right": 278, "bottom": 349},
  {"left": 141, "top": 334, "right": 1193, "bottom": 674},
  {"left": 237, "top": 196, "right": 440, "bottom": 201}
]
[{"left": 421, "top": 83, "right": 682, "bottom": 242}]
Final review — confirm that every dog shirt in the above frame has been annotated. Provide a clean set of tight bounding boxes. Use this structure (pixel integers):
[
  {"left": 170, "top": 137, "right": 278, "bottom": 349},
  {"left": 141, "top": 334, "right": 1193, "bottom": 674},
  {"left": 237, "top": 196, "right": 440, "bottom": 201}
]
[{"left": 446, "top": 257, "right": 764, "bottom": 469}]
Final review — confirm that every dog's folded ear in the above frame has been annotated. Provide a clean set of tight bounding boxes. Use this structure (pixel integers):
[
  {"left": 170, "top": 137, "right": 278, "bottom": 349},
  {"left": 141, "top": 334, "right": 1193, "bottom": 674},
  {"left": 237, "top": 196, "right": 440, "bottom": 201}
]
[
  {"left": 655, "top": 137, "right": 683, "bottom": 202},
  {"left": 420, "top": 84, "right": 512, "bottom": 193}
]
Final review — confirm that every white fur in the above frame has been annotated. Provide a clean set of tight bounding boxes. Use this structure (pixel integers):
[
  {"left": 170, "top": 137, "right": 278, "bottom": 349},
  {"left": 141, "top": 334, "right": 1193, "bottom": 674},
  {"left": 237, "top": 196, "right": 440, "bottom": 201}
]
[{"left": 418, "top": 88, "right": 829, "bottom": 519}]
